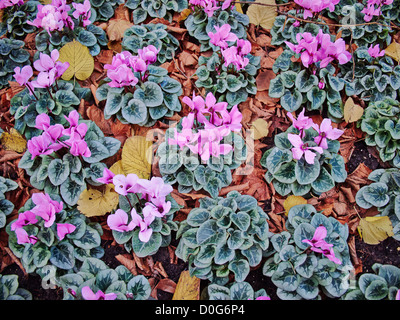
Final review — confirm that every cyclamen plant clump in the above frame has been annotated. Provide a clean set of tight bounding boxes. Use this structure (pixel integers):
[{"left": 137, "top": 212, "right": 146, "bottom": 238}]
[
  {"left": 57, "top": 257, "right": 151, "bottom": 300},
  {"left": 6, "top": 192, "right": 105, "bottom": 276},
  {"left": 125, "top": 0, "right": 188, "bottom": 24},
  {"left": 122, "top": 23, "right": 180, "bottom": 66},
  {"left": 175, "top": 191, "right": 271, "bottom": 284},
  {"left": 96, "top": 46, "right": 182, "bottom": 126},
  {"left": 0, "top": 38, "right": 31, "bottom": 90},
  {"left": 343, "top": 263, "right": 400, "bottom": 300},
  {"left": 31, "top": 0, "right": 108, "bottom": 56},
  {"left": 263, "top": 204, "right": 352, "bottom": 300},
  {"left": 195, "top": 24, "right": 259, "bottom": 108},
  {"left": 156, "top": 92, "right": 247, "bottom": 197},
  {"left": 0, "top": 177, "right": 19, "bottom": 229},
  {"left": 0, "top": 274, "right": 32, "bottom": 300},
  {"left": 97, "top": 170, "right": 180, "bottom": 257},
  {"left": 269, "top": 29, "right": 352, "bottom": 118},
  {"left": 359, "top": 98, "right": 400, "bottom": 165},
  {"left": 0, "top": 0, "right": 39, "bottom": 39},
  {"left": 18, "top": 108, "right": 121, "bottom": 206},
  {"left": 261, "top": 109, "right": 347, "bottom": 197},
  {"left": 10, "top": 48, "right": 91, "bottom": 140},
  {"left": 355, "top": 167, "right": 400, "bottom": 238},
  {"left": 185, "top": 0, "right": 250, "bottom": 52},
  {"left": 208, "top": 281, "right": 271, "bottom": 300}
]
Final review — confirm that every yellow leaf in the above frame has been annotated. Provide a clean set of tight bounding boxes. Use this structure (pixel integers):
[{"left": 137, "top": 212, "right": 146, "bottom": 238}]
[
  {"left": 121, "top": 136, "right": 153, "bottom": 180},
  {"left": 357, "top": 216, "right": 394, "bottom": 245},
  {"left": 77, "top": 184, "right": 119, "bottom": 217},
  {"left": 58, "top": 40, "right": 94, "bottom": 81},
  {"left": 343, "top": 97, "right": 364, "bottom": 123},
  {"left": 385, "top": 41, "right": 400, "bottom": 62},
  {"left": 246, "top": 0, "right": 277, "bottom": 30},
  {"left": 283, "top": 195, "right": 307, "bottom": 216},
  {"left": 106, "top": 19, "right": 133, "bottom": 42},
  {"left": 235, "top": 2, "right": 243, "bottom": 14},
  {"left": 109, "top": 160, "right": 125, "bottom": 176},
  {"left": 178, "top": 8, "right": 192, "bottom": 22},
  {"left": 0, "top": 128, "right": 27, "bottom": 153},
  {"left": 250, "top": 118, "right": 270, "bottom": 140},
  {"left": 172, "top": 270, "right": 200, "bottom": 300}
]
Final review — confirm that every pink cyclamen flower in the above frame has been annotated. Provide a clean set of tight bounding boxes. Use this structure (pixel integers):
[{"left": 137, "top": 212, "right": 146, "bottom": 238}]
[
  {"left": 294, "top": 0, "right": 340, "bottom": 19},
  {"left": 255, "top": 296, "right": 271, "bottom": 300},
  {"left": 137, "top": 176, "right": 173, "bottom": 202},
  {"left": 208, "top": 24, "right": 238, "bottom": 49},
  {"left": 72, "top": 0, "right": 92, "bottom": 27},
  {"left": 107, "top": 209, "right": 137, "bottom": 233},
  {"left": 221, "top": 46, "right": 249, "bottom": 71},
  {"left": 112, "top": 174, "right": 141, "bottom": 196},
  {"left": 34, "top": 50, "right": 59, "bottom": 72},
  {"left": 0, "top": 0, "right": 24, "bottom": 9},
  {"left": 107, "top": 64, "right": 138, "bottom": 88},
  {"left": 182, "top": 91, "right": 207, "bottom": 116},
  {"left": 130, "top": 208, "right": 154, "bottom": 243},
  {"left": 221, "top": 105, "right": 243, "bottom": 132},
  {"left": 15, "top": 228, "right": 38, "bottom": 245},
  {"left": 302, "top": 225, "right": 341, "bottom": 265},
  {"left": 13, "top": 66, "right": 33, "bottom": 86},
  {"left": 11, "top": 211, "right": 38, "bottom": 231},
  {"left": 64, "top": 132, "right": 91, "bottom": 157},
  {"left": 129, "top": 56, "right": 147, "bottom": 73},
  {"left": 56, "top": 223, "right": 76, "bottom": 240},
  {"left": 287, "top": 109, "right": 314, "bottom": 137},
  {"left": 31, "top": 69, "right": 57, "bottom": 89},
  {"left": 368, "top": 44, "right": 385, "bottom": 58},
  {"left": 312, "top": 118, "right": 344, "bottom": 150},
  {"left": 168, "top": 113, "right": 196, "bottom": 150},
  {"left": 81, "top": 286, "right": 117, "bottom": 300},
  {"left": 97, "top": 168, "right": 115, "bottom": 185},
  {"left": 27, "top": 134, "right": 62, "bottom": 160},
  {"left": 30, "top": 192, "right": 63, "bottom": 228},
  {"left": 287, "top": 133, "right": 323, "bottom": 164},
  {"left": 138, "top": 45, "right": 159, "bottom": 65}
]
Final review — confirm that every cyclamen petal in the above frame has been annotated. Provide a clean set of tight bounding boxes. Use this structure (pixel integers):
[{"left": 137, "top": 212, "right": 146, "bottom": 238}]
[{"left": 56, "top": 223, "right": 76, "bottom": 240}]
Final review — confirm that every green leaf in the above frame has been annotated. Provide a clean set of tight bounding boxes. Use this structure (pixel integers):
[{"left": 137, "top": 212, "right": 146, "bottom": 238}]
[
  {"left": 122, "top": 99, "right": 147, "bottom": 124},
  {"left": 131, "top": 230, "right": 162, "bottom": 257},
  {"left": 295, "top": 70, "right": 318, "bottom": 92},
  {"left": 226, "top": 74, "right": 242, "bottom": 92},
  {"left": 268, "top": 75, "right": 285, "bottom": 98},
  {"left": 280, "top": 89, "right": 302, "bottom": 112},
  {"left": 307, "top": 86, "right": 326, "bottom": 110},
  {"left": 228, "top": 259, "right": 250, "bottom": 283},
  {"left": 274, "top": 161, "right": 296, "bottom": 184},
  {"left": 230, "top": 211, "right": 250, "bottom": 231},
  {"left": 60, "top": 178, "right": 86, "bottom": 206},
  {"left": 50, "top": 242, "right": 75, "bottom": 270},
  {"left": 328, "top": 154, "right": 347, "bottom": 183},
  {"left": 140, "top": 82, "right": 164, "bottom": 107},
  {"left": 48, "top": 159, "right": 70, "bottom": 186},
  {"left": 55, "top": 90, "right": 80, "bottom": 107},
  {"left": 214, "top": 243, "right": 235, "bottom": 265},
  {"left": 363, "top": 183, "right": 390, "bottom": 207},
  {"left": 187, "top": 208, "right": 210, "bottom": 227},
  {"left": 293, "top": 223, "right": 316, "bottom": 250},
  {"left": 311, "top": 167, "right": 335, "bottom": 193},
  {"left": 295, "top": 157, "right": 320, "bottom": 185},
  {"left": 266, "top": 147, "right": 293, "bottom": 174},
  {"left": 271, "top": 261, "right": 299, "bottom": 292},
  {"left": 296, "top": 277, "right": 319, "bottom": 300},
  {"left": 72, "top": 226, "right": 101, "bottom": 250},
  {"left": 196, "top": 220, "right": 220, "bottom": 245},
  {"left": 104, "top": 92, "right": 124, "bottom": 115},
  {"left": 241, "top": 245, "right": 263, "bottom": 267},
  {"left": 127, "top": 275, "right": 151, "bottom": 300},
  {"left": 228, "top": 282, "right": 253, "bottom": 300}
]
